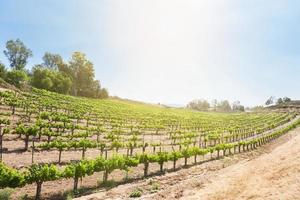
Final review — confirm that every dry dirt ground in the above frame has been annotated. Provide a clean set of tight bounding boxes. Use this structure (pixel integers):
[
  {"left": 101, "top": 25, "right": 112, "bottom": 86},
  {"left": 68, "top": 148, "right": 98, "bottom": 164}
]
[{"left": 75, "top": 127, "right": 300, "bottom": 200}]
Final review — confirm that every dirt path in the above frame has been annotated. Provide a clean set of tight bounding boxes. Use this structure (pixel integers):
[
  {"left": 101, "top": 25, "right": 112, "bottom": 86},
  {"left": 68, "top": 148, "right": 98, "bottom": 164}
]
[{"left": 75, "top": 127, "right": 300, "bottom": 200}]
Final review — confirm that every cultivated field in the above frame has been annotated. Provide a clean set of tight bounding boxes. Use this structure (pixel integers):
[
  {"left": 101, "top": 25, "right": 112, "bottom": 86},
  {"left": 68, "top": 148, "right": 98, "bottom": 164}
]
[
  {"left": 76, "top": 127, "right": 300, "bottom": 200},
  {"left": 0, "top": 88, "right": 299, "bottom": 199}
]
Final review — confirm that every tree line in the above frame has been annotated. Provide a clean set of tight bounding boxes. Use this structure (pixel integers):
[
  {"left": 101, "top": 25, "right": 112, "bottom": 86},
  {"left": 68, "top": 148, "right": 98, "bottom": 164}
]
[
  {"left": 265, "top": 96, "right": 291, "bottom": 106},
  {"left": 188, "top": 96, "right": 293, "bottom": 112},
  {"left": 187, "top": 99, "right": 245, "bottom": 112},
  {"left": 0, "top": 39, "right": 108, "bottom": 98}
]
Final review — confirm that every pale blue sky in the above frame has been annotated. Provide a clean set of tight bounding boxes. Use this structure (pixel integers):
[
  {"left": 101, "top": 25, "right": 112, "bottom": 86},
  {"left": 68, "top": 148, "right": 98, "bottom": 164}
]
[{"left": 0, "top": 0, "right": 300, "bottom": 106}]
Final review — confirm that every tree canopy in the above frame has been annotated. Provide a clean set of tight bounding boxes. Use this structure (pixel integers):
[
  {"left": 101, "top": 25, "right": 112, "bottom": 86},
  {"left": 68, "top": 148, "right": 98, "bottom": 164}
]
[
  {"left": 187, "top": 99, "right": 210, "bottom": 111},
  {"left": 42, "top": 52, "right": 64, "bottom": 70},
  {"left": 187, "top": 99, "right": 243, "bottom": 112},
  {"left": 1, "top": 39, "right": 109, "bottom": 99},
  {"left": 3, "top": 39, "right": 32, "bottom": 70}
]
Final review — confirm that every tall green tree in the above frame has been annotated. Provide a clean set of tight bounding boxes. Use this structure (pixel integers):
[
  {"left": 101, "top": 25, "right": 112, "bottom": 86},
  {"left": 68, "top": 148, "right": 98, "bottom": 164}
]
[
  {"left": 42, "top": 52, "right": 64, "bottom": 70},
  {"left": 68, "top": 52, "right": 96, "bottom": 97},
  {"left": 3, "top": 39, "right": 32, "bottom": 70}
]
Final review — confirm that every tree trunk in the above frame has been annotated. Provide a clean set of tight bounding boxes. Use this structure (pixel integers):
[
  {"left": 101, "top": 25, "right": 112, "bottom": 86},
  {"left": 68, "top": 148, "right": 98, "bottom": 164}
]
[
  {"left": 31, "top": 145, "right": 35, "bottom": 164},
  {"left": 25, "top": 135, "right": 29, "bottom": 150},
  {"left": 184, "top": 157, "right": 188, "bottom": 166},
  {"left": 173, "top": 159, "right": 176, "bottom": 171},
  {"left": 160, "top": 163, "right": 163, "bottom": 173},
  {"left": 38, "top": 129, "right": 42, "bottom": 140},
  {"left": 74, "top": 177, "right": 79, "bottom": 190},
  {"left": 144, "top": 162, "right": 149, "bottom": 177},
  {"left": 130, "top": 148, "right": 133, "bottom": 156},
  {"left": 47, "top": 135, "right": 51, "bottom": 143},
  {"left": 103, "top": 170, "right": 108, "bottom": 182},
  {"left": 82, "top": 148, "right": 86, "bottom": 159},
  {"left": 0, "top": 135, "right": 2, "bottom": 162},
  {"left": 58, "top": 150, "right": 62, "bottom": 163},
  {"left": 35, "top": 182, "right": 42, "bottom": 200}
]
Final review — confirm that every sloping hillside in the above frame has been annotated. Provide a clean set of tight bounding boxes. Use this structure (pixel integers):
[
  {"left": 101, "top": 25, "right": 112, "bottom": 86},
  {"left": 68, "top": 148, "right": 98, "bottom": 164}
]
[{"left": 75, "top": 127, "right": 300, "bottom": 200}]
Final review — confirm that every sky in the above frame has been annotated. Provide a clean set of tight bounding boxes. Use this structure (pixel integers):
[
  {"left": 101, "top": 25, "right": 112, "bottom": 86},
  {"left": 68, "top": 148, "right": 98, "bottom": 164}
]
[{"left": 0, "top": 0, "right": 300, "bottom": 107}]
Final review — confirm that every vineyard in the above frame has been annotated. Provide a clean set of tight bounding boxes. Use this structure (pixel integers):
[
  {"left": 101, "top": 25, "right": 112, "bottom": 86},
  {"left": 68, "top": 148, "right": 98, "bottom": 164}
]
[{"left": 0, "top": 88, "right": 299, "bottom": 200}]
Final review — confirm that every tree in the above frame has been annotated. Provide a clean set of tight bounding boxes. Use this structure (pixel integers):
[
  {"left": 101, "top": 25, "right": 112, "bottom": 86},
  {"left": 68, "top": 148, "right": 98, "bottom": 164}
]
[
  {"left": 187, "top": 99, "right": 210, "bottom": 111},
  {"left": 31, "top": 66, "right": 54, "bottom": 90},
  {"left": 276, "top": 97, "right": 292, "bottom": 105},
  {"left": 211, "top": 99, "right": 218, "bottom": 111},
  {"left": 265, "top": 96, "right": 275, "bottom": 106},
  {"left": 277, "top": 98, "right": 283, "bottom": 105},
  {"left": 283, "top": 97, "right": 291, "bottom": 103},
  {"left": 99, "top": 88, "right": 109, "bottom": 98},
  {"left": 3, "top": 39, "right": 32, "bottom": 70},
  {"left": 232, "top": 101, "right": 245, "bottom": 112},
  {"left": 31, "top": 66, "right": 72, "bottom": 94},
  {"left": 5, "top": 70, "right": 29, "bottom": 88},
  {"left": 51, "top": 72, "right": 72, "bottom": 94},
  {"left": 67, "top": 52, "right": 108, "bottom": 98},
  {"left": 217, "top": 100, "right": 232, "bottom": 112},
  {"left": 42, "top": 52, "right": 64, "bottom": 70},
  {"left": 67, "top": 52, "right": 93, "bottom": 96},
  {"left": 0, "top": 62, "right": 7, "bottom": 79}
]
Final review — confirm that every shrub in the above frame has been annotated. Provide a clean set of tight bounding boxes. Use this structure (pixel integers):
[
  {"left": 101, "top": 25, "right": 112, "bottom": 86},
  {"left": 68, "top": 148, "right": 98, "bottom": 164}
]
[
  {"left": 129, "top": 188, "right": 142, "bottom": 198},
  {"left": 5, "top": 70, "right": 28, "bottom": 88},
  {"left": 0, "top": 188, "right": 14, "bottom": 200}
]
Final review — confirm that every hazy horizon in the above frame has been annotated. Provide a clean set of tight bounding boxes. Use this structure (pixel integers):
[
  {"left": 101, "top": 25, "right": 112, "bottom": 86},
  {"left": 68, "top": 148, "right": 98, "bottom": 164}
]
[{"left": 1, "top": 0, "right": 300, "bottom": 107}]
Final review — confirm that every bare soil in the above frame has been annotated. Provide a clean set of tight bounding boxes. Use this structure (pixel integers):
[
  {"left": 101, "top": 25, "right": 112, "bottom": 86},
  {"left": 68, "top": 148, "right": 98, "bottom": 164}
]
[
  {"left": 74, "top": 127, "right": 300, "bottom": 200},
  {"left": 3, "top": 107, "right": 298, "bottom": 200}
]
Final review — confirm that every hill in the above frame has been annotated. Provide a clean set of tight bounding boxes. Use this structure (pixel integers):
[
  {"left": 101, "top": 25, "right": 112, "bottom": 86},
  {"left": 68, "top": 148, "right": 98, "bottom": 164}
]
[
  {"left": 0, "top": 88, "right": 298, "bottom": 200},
  {"left": 266, "top": 101, "right": 300, "bottom": 112}
]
